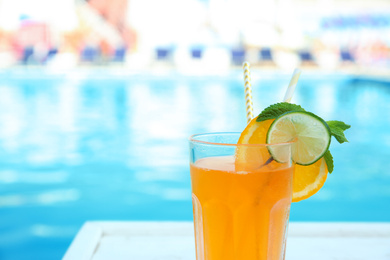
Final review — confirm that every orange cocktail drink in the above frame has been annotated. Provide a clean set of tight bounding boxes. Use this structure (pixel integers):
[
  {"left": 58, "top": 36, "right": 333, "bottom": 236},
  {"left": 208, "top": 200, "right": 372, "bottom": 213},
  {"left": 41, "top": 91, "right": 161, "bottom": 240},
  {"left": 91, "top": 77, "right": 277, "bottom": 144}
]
[
  {"left": 188, "top": 65, "right": 350, "bottom": 259},
  {"left": 189, "top": 133, "right": 294, "bottom": 260}
]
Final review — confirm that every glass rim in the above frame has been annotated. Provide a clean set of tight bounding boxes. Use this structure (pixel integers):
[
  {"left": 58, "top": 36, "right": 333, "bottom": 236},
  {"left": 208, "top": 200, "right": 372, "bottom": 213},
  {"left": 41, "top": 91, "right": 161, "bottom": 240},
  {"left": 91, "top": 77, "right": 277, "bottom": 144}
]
[{"left": 189, "top": 132, "right": 296, "bottom": 147}]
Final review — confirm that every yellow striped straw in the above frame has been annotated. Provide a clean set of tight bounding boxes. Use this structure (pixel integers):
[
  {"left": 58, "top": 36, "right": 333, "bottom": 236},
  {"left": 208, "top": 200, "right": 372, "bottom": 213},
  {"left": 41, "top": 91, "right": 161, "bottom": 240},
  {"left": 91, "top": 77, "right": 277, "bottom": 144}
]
[
  {"left": 283, "top": 68, "right": 302, "bottom": 103},
  {"left": 243, "top": 62, "right": 253, "bottom": 124}
]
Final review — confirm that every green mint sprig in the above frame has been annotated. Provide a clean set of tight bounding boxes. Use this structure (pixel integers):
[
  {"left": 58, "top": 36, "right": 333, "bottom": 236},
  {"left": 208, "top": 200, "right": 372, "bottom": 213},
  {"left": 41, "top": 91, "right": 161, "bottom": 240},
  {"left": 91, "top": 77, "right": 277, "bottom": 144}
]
[
  {"left": 256, "top": 102, "right": 305, "bottom": 122},
  {"left": 256, "top": 102, "right": 350, "bottom": 173},
  {"left": 327, "top": 120, "right": 351, "bottom": 144},
  {"left": 323, "top": 150, "right": 334, "bottom": 174}
]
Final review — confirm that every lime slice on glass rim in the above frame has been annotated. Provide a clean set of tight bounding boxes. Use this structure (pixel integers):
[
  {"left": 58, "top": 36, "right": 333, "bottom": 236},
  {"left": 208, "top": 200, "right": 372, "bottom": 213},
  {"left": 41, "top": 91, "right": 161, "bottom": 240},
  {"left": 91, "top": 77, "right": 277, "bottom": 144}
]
[{"left": 266, "top": 111, "right": 331, "bottom": 165}]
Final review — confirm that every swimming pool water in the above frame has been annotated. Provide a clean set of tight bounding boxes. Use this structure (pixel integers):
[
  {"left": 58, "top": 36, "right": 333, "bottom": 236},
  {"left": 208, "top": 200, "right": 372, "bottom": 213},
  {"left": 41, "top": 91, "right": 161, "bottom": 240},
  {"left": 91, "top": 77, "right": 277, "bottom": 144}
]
[{"left": 0, "top": 69, "right": 389, "bottom": 259}]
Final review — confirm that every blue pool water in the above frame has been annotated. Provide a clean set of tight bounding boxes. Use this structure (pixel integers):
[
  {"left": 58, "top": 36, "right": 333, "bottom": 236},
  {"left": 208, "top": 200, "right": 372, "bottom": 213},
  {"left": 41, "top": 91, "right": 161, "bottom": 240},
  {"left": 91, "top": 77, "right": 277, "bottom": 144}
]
[{"left": 0, "top": 69, "right": 389, "bottom": 259}]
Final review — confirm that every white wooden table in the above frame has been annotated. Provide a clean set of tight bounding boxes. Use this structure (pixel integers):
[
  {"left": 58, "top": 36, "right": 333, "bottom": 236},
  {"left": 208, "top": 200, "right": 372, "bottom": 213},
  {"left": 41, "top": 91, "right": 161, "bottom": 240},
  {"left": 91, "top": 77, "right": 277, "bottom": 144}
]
[{"left": 63, "top": 221, "right": 390, "bottom": 260}]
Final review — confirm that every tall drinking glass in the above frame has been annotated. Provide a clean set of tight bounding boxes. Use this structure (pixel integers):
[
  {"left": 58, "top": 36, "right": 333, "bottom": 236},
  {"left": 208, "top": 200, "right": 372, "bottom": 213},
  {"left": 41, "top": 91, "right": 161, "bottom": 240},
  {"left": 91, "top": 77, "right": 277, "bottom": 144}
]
[{"left": 189, "top": 132, "right": 295, "bottom": 260}]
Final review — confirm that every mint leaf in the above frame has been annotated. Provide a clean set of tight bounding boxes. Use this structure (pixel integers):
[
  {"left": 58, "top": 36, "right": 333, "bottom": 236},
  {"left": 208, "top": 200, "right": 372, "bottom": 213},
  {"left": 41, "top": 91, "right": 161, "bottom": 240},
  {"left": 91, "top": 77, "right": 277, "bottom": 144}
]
[
  {"left": 256, "top": 102, "right": 305, "bottom": 122},
  {"left": 323, "top": 150, "right": 334, "bottom": 173},
  {"left": 326, "top": 120, "right": 351, "bottom": 144}
]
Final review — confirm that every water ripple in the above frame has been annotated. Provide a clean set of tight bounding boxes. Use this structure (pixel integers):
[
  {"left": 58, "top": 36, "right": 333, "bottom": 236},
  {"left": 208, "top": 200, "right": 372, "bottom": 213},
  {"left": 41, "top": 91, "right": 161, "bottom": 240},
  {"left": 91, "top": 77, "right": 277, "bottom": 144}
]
[
  {"left": 0, "top": 170, "right": 69, "bottom": 184},
  {"left": 0, "top": 189, "right": 80, "bottom": 207}
]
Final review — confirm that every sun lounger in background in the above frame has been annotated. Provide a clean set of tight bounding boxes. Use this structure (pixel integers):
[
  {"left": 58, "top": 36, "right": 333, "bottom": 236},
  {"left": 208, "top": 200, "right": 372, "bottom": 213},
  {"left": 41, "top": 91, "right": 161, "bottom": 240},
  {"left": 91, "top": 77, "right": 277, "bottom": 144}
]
[
  {"left": 260, "top": 48, "right": 273, "bottom": 61},
  {"left": 45, "top": 48, "right": 58, "bottom": 62},
  {"left": 156, "top": 48, "right": 172, "bottom": 61},
  {"left": 113, "top": 47, "right": 126, "bottom": 62},
  {"left": 191, "top": 48, "right": 203, "bottom": 59},
  {"left": 231, "top": 48, "right": 245, "bottom": 66},
  {"left": 298, "top": 50, "right": 317, "bottom": 66},
  {"left": 298, "top": 50, "right": 314, "bottom": 62},
  {"left": 340, "top": 50, "right": 355, "bottom": 62},
  {"left": 81, "top": 46, "right": 100, "bottom": 62},
  {"left": 153, "top": 47, "right": 176, "bottom": 69},
  {"left": 258, "top": 47, "right": 276, "bottom": 67},
  {"left": 21, "top": 47, "right": 34, "bottom": 64}
]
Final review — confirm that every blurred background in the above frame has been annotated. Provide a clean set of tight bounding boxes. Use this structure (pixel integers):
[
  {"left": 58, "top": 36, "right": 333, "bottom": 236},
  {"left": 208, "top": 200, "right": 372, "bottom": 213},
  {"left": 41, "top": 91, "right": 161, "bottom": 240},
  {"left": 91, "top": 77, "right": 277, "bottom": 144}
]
[
  {"left": 0, "top": 0, "right": 389, "bottom": 259},
  {"left": 0, "top": 0, "right": 389, "bottom": 71}
]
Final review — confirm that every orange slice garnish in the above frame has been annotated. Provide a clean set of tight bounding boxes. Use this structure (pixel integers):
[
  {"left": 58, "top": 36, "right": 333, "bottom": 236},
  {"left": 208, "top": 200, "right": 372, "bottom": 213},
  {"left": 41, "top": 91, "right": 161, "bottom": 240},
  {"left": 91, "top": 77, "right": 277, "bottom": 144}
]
[
  {"left": 235, "top": 119, "right": 274, "bottom": 172},
  {"left": 292, "top": 159, "right": 327, "bottom": 202}
]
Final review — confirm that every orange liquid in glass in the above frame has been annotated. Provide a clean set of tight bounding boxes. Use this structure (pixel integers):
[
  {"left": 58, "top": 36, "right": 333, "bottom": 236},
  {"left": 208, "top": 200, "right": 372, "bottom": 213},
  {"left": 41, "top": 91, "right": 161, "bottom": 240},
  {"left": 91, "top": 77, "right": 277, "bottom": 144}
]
[{"left": 190, "top": 156, "right": 293, "bottom": 260}]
